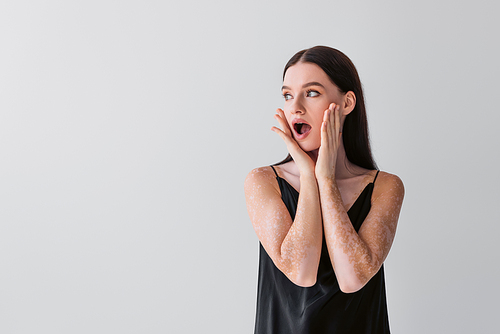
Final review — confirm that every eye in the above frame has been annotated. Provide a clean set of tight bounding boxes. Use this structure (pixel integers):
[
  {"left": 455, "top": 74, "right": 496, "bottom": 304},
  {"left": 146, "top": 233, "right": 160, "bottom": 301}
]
[
  {"left": 283, "top": 92, "right": 292, "bottom": 101},
  {"left": 306, "top": 90, "right": 320, "bottom": 97}
]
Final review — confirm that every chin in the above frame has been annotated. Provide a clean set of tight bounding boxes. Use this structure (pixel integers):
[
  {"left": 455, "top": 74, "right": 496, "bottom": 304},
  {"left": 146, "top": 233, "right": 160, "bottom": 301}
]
[{"left": 297, "top": 141, "right": 320, "bottom": 153}]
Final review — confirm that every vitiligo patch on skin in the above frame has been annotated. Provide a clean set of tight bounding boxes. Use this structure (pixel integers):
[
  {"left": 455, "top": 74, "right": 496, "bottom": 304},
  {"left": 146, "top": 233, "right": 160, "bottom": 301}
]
[
  {"left": 319, "top": 172, "right": 404, "bottom": 291},
  {"left": 245, "top": 166, "right": 323, "bottom": 286},
  {"left": 246, "top": 166, "right": 404, "bottom": 291}
]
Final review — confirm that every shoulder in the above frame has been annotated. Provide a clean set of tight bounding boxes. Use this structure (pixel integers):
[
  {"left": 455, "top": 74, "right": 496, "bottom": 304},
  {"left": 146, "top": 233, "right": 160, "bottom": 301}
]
[
  {"left": 373, "top": 171, "right": 405, "bottom": 200},
  {"left": 245, "top": 166, "right": 277, "bottom": 184},
  {"left": 244, "top": 166, "right": 279, "bottom": 195}
]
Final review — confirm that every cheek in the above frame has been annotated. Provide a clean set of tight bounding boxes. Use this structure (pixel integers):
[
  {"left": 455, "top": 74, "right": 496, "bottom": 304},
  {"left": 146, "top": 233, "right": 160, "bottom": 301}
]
[
  {"left": 311, "top": 128, "right": 322, "bottom": 144},
  {"left": 312, "top": 115, "right": 324, "bottom": 133}
]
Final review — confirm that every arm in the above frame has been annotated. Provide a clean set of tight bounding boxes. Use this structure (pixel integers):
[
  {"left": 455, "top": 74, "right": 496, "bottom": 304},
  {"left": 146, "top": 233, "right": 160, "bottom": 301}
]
[
  {"left": 317, "top": 174, "right": 404, "bottom": 293},
  {"left": 244, "top": 108, "right": 324, "bottom": 287},
  {"left": 315, "top": 104, "right": 405, "bottom": 292},
  {"left": 245, "top": 167, "right": 322, "bottom": 287}
]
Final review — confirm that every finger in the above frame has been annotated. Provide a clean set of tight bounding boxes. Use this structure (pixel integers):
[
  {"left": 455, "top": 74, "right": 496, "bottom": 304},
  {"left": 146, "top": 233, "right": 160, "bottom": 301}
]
[
  {"left": 324, "top": 104, "right": 332, "bottom": 140},
  {"left": 271, "top": 125, "right": 292, "bottom": 144},
  {"left": 325, "top": 105, "right": 332, "bottom": 138},
  {"left": 271, "top": 118, "right": 296, "bottom": 147},
  {"left": 323, "top": 104, "right": 331, "bottom": 123},
  {"left": 273, "top": 116, "right": 293, "bottom": 139},
  {"left": 319, "top": 111, "right": 333, "bottom": 158},
  {"left": 321, "top": 108, "right": 330, "bottom": 145},
  {"left": 324, "top": 103, "right": 335, "bottom": 131},
  {"left": 330, "top": 104, "right": 336, "bottom": 128},
  {"left": 329, "top": 104, "right": 337, "bottom": 142},
  {"left": 272, "top": 125, "right": 308, "bottom": 164},
  {"left": 335, "top": 105, "right": 341, "bottom": 140},
  {"left": 271, "top": 125, "right": 283, "bottom": 136},
  {"left": 273, "top": 112, "right": 287, "bottom": 131},
  {"left": 274, "top": 109, "right": 293, "bottom": 135},
  {"left": 321, "top": 111, "right": 332, "bottom": 153}
]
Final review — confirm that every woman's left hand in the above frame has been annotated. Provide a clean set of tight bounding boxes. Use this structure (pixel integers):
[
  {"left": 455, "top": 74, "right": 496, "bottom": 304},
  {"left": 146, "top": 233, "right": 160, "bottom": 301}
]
[{"left": 315, "top": 103, "right": 341, "bottom": 181}]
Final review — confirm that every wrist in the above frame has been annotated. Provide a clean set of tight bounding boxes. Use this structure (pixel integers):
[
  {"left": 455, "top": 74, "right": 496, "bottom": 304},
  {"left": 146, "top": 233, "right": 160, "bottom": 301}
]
[
  {"left": 316, "top": 175, "right": 336, "bottom": 189},
  {"left": 299, "top": 172, "right": 317, "bottom": 184},
  {"left": 314, "top": 162, "right": 335, "bottom": 181}
]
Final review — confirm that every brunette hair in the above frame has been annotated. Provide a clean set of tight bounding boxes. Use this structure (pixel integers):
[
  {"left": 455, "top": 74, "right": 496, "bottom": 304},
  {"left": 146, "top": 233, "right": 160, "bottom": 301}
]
[{"left": 275, "top": 46, "right": 377, "bottom": 171}]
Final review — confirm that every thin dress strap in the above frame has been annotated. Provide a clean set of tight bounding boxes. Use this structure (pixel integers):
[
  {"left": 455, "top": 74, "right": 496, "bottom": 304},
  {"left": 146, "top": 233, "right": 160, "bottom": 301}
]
[
  {"left": 269, "top": 165, "right": 279, "bottom": 177},
  {"left": 373, "top": 170, "right": 380, "bottom": 184}
]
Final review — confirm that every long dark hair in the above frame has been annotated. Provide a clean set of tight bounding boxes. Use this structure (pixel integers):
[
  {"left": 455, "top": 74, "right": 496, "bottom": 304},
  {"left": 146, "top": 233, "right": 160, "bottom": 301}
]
[{"left": 275, "top": 46, "right": 377, "bottom": 171}]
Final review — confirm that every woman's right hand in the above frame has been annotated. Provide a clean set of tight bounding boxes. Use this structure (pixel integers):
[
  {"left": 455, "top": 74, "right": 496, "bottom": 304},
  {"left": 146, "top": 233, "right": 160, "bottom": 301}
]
[{"left": 271, "top": 108, "right": 316, "bottom": 177}]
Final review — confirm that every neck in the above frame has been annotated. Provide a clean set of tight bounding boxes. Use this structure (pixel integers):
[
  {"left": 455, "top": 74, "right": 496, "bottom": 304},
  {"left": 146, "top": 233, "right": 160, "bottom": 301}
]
[
  {"left": 334, "top": 144, "right": 355, "bottom": 180},
  {"left": 307, "top": 140, "right": 360, "bottom": 180}
]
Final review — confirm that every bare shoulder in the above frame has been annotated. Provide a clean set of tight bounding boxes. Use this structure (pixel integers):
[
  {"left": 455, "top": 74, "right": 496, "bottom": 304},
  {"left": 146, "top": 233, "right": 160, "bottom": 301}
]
[
  {"left": 244, "top": 166, "right": 279, "bottom": 195},
  {"left": 373, "top": 171, "right": 405, "bottom": 200}
]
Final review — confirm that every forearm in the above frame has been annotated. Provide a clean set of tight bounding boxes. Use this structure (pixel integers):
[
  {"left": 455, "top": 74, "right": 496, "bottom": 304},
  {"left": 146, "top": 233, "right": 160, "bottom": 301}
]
[
  {"left": 317, "top": 177, "right": 377, "bottom": 292},
  {"left": 280, "top": 173, "right": 323, "bottom": 286}
]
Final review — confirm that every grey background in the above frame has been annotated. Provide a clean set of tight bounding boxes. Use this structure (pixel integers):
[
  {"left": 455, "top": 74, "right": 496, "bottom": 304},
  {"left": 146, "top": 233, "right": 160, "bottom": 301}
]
[{"left": 1, "top": 0, "right": 499, "bottom": 333}]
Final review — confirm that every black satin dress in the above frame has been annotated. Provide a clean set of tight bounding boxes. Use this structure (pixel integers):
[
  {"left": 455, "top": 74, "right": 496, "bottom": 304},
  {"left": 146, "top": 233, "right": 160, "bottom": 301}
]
[{"left": 254, "top": 167, "right": 389, "bottom": 334}]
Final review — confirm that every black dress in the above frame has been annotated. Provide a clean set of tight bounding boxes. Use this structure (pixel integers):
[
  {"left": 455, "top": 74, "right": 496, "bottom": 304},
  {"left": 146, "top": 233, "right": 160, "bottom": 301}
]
[{"left": 254, "top": 167, "right": 390, "bottom": 334}]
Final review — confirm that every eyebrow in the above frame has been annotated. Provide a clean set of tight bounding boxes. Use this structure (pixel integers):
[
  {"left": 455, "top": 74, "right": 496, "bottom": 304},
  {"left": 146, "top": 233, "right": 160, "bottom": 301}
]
[{"left": 281, "top": 82, "right": 325, "bottom": 91}]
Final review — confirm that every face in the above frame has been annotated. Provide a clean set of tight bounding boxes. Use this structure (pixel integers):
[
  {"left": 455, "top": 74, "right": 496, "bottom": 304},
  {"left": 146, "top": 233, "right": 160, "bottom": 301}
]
[{"left": 282, "top": 62, "right": 348, "bottom": 152}]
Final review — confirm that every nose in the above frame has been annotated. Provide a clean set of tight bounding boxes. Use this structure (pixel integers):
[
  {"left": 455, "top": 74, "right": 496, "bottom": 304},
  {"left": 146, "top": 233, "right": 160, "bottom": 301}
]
[{"left": 289, "top": 96, "right": 305, "bottom": 115}]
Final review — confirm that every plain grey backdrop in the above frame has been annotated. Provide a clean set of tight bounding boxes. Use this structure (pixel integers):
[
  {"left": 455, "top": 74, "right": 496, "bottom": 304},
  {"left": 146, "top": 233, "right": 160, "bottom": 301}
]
[{"left": 1, "top": 1, "right": 499, "bottom": 333}]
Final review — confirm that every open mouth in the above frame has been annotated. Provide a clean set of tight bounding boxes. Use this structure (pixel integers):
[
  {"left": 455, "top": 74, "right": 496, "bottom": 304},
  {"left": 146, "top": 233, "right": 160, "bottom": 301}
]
[{"left": 294, "top": 122, "right": 312, "bottom": 135}]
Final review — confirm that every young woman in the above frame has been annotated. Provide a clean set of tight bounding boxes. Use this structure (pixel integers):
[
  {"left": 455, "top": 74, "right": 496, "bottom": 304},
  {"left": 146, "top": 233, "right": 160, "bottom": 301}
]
[{"left": 244, "top": 46, "right": 405, "bottom": 333}]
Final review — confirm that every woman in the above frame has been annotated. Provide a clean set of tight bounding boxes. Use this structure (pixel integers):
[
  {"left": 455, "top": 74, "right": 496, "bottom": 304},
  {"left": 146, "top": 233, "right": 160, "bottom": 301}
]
[{"left": 244, "top": 46, "right": 405, "bottom": 333}]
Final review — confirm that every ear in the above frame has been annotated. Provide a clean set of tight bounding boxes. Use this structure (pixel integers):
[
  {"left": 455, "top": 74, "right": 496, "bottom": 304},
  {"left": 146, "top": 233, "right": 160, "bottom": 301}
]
[{"left": 342, "top": 91, "right": 356, "bottom": 116}]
